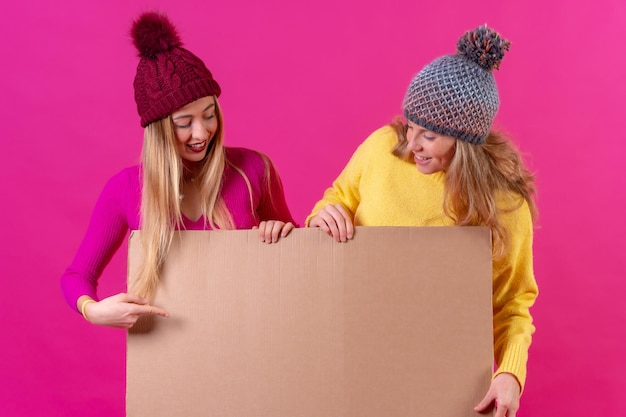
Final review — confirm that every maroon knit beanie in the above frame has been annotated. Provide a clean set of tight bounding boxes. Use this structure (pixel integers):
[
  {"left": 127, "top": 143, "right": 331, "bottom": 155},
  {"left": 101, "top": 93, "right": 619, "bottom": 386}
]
[{"left": 131, "top": 11, "right": 221, "bottom": 127}]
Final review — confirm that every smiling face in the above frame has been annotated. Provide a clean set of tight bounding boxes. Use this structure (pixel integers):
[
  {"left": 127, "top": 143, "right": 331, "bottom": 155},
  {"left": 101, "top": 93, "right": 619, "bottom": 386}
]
[
  {"left": 405, "top": 120, "right": 457, "bottom": 174},
  {"left": 171, "top": 96, "right": 218, "bottom": 165}
]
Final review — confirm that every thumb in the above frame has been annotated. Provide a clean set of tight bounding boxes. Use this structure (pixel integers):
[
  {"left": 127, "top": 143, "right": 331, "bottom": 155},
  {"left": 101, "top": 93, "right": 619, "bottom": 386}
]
[
  {"left": 474, "top": 390, "right": 495, "bottom": 412},
  {"left": 281, "top": 223, "right": 294, "bottom": 237},
  {"left": 122, "top": 293, "right": 149, "bottom": 305}
]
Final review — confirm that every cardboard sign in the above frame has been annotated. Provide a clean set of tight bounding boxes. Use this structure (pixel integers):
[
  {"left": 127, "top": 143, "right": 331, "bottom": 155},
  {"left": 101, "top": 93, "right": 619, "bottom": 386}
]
[{"left": 127, "top": 227, "right": 493, "bottom": 417}]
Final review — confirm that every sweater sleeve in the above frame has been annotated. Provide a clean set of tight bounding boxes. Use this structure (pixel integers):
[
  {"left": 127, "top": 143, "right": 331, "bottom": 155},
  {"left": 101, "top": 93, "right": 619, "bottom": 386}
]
[
  {"left": 60, "top": 170, "right": 136, "bottom": 313},
  {"left": 256, "top": 153, "right": 297, "bottom": 226},
  {"left": 491, "top": 200, "right": 539, "bottom": 391}
]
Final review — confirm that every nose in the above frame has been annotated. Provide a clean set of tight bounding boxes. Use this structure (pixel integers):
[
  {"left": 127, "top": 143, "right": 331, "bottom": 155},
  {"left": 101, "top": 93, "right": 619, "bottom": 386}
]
[
  {"left": 406, "top": 129, "right": 421, "bottom": 152},
  {"left": 191, "top": 120, "right": 210, "bottom": 141}
]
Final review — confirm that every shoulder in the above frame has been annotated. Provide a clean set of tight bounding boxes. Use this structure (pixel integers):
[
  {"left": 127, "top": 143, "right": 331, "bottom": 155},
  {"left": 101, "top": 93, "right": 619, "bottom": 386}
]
[
  {"left": 225, "top": 147, "right": 266, "bottom": 165},
  {"left": 100, "top": 165, "right": 141, "bottom": 198},
  {"left": 225, "top": 147, "right": 271, "bottom": 175},
  {"left": 105, "top": 165, "right": 141, "bottom": 188},
  {"left": 348, "top": 125, "right": 402, "bottom": 166},
  {"left": 360, "top": 125, "right": 399, "bottom": 151},
  {"left": 89, "top": 166, "right": 141, "bottom": 224},
  {"left": 357, "top": 125, "right": 398, "bottom": 156}
]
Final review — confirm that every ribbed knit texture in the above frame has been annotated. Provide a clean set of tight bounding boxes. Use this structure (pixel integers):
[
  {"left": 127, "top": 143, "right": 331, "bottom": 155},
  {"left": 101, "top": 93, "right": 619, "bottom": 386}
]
[
  {"left": 61, "top": 147, "right": 295, "bottom": 314},
  {"left": 306, "top": 126, "right": 538, "bottom": 389}
]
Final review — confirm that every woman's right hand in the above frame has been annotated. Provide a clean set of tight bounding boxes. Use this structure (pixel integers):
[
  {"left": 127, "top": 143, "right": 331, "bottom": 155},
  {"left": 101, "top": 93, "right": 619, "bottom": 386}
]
[
  {"left": 256, "top": 220, "right": 295, "bottom": 243},
  {"left": 308, "top": 204, "right": 354, "bottom": 242},
  {"left": 81, "top": 293, "right": 169, "bottom": 328}
]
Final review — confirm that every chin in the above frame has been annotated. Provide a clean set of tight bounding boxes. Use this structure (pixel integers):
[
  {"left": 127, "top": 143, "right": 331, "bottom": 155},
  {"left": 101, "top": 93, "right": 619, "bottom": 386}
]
[
  {"left": 183, "top": 153, "right": 208, "bottom": 163},
  {"left": 417, "top": 166, "right": 443, "bottom": 175}
]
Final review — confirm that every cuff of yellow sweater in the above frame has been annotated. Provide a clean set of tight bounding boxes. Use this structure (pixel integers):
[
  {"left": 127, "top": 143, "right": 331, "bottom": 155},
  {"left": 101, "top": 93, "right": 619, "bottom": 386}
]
[{"left": 494, "top": 343, "right": 529, "bottom": 393}]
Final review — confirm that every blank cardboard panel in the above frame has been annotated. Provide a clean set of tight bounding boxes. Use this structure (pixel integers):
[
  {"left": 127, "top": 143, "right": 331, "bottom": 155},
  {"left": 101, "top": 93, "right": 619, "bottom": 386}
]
[{"left": 127, "top": 226, "right": 493, "bottom": 417}]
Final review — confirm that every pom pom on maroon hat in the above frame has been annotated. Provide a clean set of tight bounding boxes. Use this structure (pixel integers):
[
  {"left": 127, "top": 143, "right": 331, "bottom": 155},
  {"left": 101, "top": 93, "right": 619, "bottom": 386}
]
[
  {"left": 131, "top": 11, "right": 182, "bottom": 59},
  {"left": 131, "top": 11, "right": 221, "bottom": 127}
]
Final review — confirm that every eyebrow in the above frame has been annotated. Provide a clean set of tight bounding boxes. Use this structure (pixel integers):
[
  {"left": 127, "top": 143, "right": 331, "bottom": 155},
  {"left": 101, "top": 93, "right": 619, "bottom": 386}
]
[
  {"left": 172, "top": 103, "right": 216, "bottom": 120},
  {"left": 409, "top": 123, "right": 433, "bottom": 135}
]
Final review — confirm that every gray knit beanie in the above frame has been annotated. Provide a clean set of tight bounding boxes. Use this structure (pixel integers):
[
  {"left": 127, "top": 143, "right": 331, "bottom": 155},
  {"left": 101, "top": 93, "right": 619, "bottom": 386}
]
[{"left": 402, "top": 25, "right": 510, "bottom": 144}]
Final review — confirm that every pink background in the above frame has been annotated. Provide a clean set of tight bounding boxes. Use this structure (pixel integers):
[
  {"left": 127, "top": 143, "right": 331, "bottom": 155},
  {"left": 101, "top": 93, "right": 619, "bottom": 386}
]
[{"left": 1, "top": 0, "right": 624, "bottom": 415}]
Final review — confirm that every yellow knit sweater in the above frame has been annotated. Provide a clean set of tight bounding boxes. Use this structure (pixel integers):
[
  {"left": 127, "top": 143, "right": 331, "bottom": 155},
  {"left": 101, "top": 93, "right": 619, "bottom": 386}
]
[{"left": 307, "top": 126, "right": 538, "bottom": 390}]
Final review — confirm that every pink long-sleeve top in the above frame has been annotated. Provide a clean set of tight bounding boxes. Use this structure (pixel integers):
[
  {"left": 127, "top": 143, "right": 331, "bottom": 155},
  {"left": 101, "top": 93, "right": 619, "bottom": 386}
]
[{"left": 61, "top": 147, "right": 295, "bottom": 312}]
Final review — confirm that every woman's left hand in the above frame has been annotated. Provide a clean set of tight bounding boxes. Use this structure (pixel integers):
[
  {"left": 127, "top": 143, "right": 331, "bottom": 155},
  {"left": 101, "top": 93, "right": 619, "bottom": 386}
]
[
  {"left": 474, "top": 373, "right": 521, "bottom": 417},
  {"left": 255, "top": 221, "right": 295, "bottom": 243}
]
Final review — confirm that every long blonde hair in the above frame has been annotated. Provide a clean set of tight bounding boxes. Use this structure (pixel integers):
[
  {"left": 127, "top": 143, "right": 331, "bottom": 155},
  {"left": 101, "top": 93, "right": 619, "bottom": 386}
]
[
  {"left": 130, "top": 97, "right": 238, "bottom": 299},
  {"left": 391, "top": 118, "right": 537, "bottom": 258}
]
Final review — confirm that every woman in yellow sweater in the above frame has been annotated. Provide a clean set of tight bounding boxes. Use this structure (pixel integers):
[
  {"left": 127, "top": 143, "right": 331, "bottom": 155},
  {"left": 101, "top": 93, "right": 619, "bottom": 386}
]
[{"left": 307, "top": 25, "right": 538, "bottom": 417}]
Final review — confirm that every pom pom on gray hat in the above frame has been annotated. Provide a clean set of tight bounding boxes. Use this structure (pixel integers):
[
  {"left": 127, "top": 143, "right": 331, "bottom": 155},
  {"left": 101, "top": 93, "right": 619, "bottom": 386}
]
[{"left": 402, "top": 25, "right": 510, "bottom": 144}]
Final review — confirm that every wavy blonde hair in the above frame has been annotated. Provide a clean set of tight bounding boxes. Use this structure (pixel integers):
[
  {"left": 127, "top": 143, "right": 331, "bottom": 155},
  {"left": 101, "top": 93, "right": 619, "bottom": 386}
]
[
  {"left": 130, "top": 97, "right": 258, "bottom": 299},
  {"left": 391, "top": 118, "right": 537, "bottom": 259}
]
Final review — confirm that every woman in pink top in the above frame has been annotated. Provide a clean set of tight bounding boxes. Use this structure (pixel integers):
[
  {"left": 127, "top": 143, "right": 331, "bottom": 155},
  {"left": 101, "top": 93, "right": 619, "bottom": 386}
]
[{"left": 61, "top": 11, "right": 295, "bottom": 328}]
